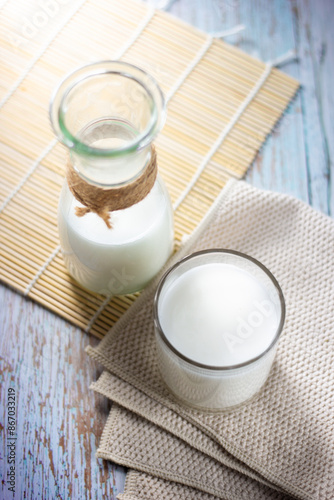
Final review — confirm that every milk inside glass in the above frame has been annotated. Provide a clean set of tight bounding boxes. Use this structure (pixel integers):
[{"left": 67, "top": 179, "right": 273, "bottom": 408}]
[
  {"left": 58, "top": 118, "right": 174, "bottom": 295},
  {"left": 155, "top": 255, "right": 284, "bottom": 410},
  {"left": 159, "top": 263, "right": 279, "bottom": 366}
]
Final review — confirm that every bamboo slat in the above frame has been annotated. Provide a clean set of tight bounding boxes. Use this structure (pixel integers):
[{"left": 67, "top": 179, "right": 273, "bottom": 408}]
[{"left": 0, "top": 0, "right": 299, "bottom": 338}]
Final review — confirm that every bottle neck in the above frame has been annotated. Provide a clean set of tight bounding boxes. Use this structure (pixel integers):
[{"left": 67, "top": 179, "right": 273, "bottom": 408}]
[
  {"left": 50, "top": 62, "right": 165, "bottom": 187},
  {"left": 69, "top": 117, "right": 152, "bottom": 188},
  {"left": 70, "top": 144, "right": 151, "bottom": 189}
]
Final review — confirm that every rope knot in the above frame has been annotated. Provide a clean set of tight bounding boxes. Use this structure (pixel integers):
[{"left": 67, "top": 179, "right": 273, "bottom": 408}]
[{"left": 66, "top": 146, "right": 157, "bottom": 228}]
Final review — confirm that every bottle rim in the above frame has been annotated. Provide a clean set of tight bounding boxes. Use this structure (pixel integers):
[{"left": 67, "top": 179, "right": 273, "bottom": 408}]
[{"left": 49, "top": 61, "right": 166, "bottom": 158}]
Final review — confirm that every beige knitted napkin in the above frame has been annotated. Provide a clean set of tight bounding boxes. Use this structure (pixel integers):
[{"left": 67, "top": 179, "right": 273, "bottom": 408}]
[
  {"left": 118, "top": 469, "right": 284, "bottom": 500},
  {"left": 119, "top": 469, "right": 220, "bottom": 500},
  {"left": 119, "top": 469, "right": 219, "bottom": 500},
  {"left": 87, "top": 180, "right": 334, "bottom": 500},
  {"left": 99, "top": 403, "right": 290, "bottom": 499},
  {"left": 92, "top": 371, "right": 285, "bottom": 492}
]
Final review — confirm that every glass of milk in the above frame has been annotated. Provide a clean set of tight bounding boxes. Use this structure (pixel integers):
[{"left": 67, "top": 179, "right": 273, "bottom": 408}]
[
  {"left": 154, "top": 250, "right": 285, "bottom": 411},
  {"left": 49, "top": 61, "right": 174, "bottom": 295}
]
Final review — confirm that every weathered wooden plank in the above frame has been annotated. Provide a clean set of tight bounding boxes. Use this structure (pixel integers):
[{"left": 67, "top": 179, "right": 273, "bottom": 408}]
[
  {"left": 314, "top": 0, "right": 334, "bottom": 216},
  {"left": 0, "top": 284, "right": 126, "bottom": 499},
  {"left": 289, "top": 0, "right": 333, "bottom": 215},
  {"left": 234, "top": 0, "right": 309, "bottom": 204}
]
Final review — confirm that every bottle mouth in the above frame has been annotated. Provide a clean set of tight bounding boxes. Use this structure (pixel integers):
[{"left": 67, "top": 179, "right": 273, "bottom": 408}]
[{"left": 49, "top": 61, "right": 166, "bottom": 158}]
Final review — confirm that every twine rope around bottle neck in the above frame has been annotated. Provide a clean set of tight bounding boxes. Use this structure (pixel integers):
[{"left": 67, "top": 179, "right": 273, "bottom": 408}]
[{"left": 67, "top": 145, "right": 158, "bottom": 229}]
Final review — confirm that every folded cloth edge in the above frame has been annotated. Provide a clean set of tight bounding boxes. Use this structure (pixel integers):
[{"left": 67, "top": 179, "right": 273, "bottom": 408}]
[
  {"left": 90, "top": 371, "right": 288, "bottom": 495},
  {"left": 97, "top": 404, "right": 226, "bottom": 499}
]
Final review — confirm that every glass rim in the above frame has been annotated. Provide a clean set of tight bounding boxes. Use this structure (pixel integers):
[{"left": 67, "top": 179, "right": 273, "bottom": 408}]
[
  {"left": 49, "top": 60, "right": 166, "bottom": 157},
  {"left": 153, "top": 249, "right": 286, "bottom": 371}
]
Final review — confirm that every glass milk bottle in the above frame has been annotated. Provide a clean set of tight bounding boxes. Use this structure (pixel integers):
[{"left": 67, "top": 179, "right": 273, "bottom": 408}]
[{"left": 49, "top": 61, "right": 174, "bottom": 295}]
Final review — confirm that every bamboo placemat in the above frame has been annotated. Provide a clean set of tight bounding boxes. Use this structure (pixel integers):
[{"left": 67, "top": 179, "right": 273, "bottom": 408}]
[{"left": 0, "top": 0, "right": 299, "bottom": 338}]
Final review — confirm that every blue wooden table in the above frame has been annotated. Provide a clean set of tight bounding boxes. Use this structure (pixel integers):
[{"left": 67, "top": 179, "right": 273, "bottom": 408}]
[{"left": 0, "top": 0, "right": 333, "bottom": 498}]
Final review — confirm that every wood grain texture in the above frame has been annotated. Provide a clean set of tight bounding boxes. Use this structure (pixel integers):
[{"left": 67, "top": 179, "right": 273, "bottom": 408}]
[
  {"left": 0, "top": 0, "right": 333, "bottom": 498},
  {"left": 0, "top": 284, "right": 126, "bottom": 499}
]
